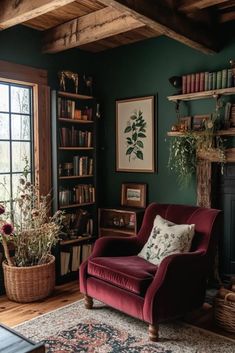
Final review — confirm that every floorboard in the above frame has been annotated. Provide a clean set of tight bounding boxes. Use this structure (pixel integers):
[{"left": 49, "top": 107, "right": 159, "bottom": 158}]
[{"left": 0, "top": 281, "right": 234, "bottom": 341}]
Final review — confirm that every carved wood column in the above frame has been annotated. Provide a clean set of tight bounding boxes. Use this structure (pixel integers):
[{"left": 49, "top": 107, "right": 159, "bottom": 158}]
[{"left": 196, "top": 159, "right": 212, "bottom": 207}]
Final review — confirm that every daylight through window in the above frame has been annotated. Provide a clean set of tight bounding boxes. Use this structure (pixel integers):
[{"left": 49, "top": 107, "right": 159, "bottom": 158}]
[{"left": 0, "top": 81, "right": 33, "bottom": 212}]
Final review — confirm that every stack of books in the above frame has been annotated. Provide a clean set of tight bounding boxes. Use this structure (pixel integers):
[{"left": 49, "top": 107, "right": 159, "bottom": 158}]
[
  {"left": 73, "top": 156, "right": 93, "bottom": 175},
  {"left": 182, "top": 68, "right": 234, "bottom": 94},
  {"left": 59, "top": 127, "right": 92, "bottom": 147}
]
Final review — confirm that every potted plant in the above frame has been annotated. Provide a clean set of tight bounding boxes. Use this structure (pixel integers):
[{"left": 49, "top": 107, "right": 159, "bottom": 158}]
[{"left": 0, "top": 165, "right": 64, "bottom": 303}]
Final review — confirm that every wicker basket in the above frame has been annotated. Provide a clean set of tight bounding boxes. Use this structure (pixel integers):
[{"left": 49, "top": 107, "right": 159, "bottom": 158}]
[
  {"left": 214, "top": 293, "right": 235, "bottom": 333},
  {"left": 3, "top": 255, "right": 55, "bottom": 303}
]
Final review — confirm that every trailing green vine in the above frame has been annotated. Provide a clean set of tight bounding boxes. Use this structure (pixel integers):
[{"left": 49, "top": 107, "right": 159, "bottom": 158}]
[{"left": 168, "top": 135, "right": 197, "bottom": 187}]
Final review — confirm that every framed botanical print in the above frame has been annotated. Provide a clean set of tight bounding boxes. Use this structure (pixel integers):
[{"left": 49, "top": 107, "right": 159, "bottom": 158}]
[{"left": 116, "top": 96, "right": 155, "bottom": 172}]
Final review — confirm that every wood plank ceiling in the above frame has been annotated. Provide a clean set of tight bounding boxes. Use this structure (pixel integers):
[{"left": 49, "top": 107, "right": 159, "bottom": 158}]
[{"left": 0, "top": 0, "right": 235, "bottom": 54}]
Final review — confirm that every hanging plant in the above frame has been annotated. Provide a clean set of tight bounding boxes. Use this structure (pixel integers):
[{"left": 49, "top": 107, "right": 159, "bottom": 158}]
[{"left": 168, "top": 135, "right": 197, "bottom": 187}]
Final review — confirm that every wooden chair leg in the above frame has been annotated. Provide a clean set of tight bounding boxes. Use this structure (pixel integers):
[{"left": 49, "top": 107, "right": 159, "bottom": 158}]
[
  {"left": 84, "top": 295, "right": 93, "bottom": 309},
  {"left": 148, "top": 324, "right": 159, "bottom": 341}
]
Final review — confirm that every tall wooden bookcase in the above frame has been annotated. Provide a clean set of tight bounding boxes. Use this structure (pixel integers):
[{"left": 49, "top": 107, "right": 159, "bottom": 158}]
[{"left": 51, "top": 90, "right": 98, "bottom": 283}]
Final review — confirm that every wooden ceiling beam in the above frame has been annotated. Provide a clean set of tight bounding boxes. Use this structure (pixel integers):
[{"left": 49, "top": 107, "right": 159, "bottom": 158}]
[
  {"left": 42, "top": 6, "right": 145, "bottom": 53},
  {"left": 179, "top": 0, "right": 230, "bottom": 11},
  {"left": 0, "top": 0, "right": 75, "bottom": 30},
  {"left": 97, "top": 0, "right": 218, "bottom": 54}
]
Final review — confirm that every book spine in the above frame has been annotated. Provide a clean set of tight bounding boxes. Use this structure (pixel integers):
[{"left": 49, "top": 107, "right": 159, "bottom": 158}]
[
  {"left": 195, "top": 73, "right": 200, "bottom": 92},
  {"left": 199, "top": 72, "right": 205, "bottom": 92},
  {"left": 227, "top": 69, "right": 233, "bottom": 88},
  {"left": 190, "top": 74, "right": 195, "bottom": 93},
  {"left": 222, "top": 69, "right": 227, "bottom": 89},
  {"left": 186, "top": 74, "right": 191, "bottom": 94},
  {"left": 212, "top": 72, "right": 217, "bottom": 90},
  {"left": 204, "top": 72, "right": 209, "bottom": 91},
  {"left": 208, "top": 72, "right": 213, "bottom": 90},
  {"left": 216, "top": 70, "right": 222, "bottom": 89},
  {"left": 182, "top": 75, "right": 187, "bottom": 94}
]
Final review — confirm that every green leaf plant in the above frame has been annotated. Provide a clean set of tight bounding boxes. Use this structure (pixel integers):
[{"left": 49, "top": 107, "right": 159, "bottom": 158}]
[
  {"left": 168, "top": 108, "right": 227, "bottom": 188},
  {"left": 124, "top": 110, "right": 147, "bottom": 162}
]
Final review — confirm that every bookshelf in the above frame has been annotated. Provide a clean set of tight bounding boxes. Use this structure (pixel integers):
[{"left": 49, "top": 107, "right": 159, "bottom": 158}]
[
  {"left": 51, "top": 90, "right": 97, "bottom": 283},
  {"left": 167, "top": 87, "right": 235, "bottom": 102}
]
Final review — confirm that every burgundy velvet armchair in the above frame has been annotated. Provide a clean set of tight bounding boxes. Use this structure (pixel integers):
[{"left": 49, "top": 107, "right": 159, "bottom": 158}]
[{"left": 79, "top": 203, "right": 221, "bottom": 341}]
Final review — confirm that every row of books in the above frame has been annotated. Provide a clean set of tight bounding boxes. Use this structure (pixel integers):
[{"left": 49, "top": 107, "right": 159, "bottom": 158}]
[
  {"left": 60, "top": 244, "right": 92, "bottom": 275},
  {"left": 58, "top": 97, "right": 93, "bottom": 120},
  {"left": 59, "top": 184, "right": 95, "bottom": 206},
  {"left": 182, "top": 68, "right": 234, "bottom": 94},
  {"left": 59, "top": 127, "right": 92, "bottom": 147},
  {"left": 73, "top": 156, "right": 94, "bottom": 176}
]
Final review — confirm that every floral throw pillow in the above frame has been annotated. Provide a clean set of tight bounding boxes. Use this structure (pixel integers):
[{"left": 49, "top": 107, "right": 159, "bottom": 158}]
[{"left": 138, "top": 215, "right": 195, "bottom": 265}]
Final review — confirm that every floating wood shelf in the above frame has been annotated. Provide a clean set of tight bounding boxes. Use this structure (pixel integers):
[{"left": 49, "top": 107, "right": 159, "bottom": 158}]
[
  {"left": 58, "top": 91, "right": 93, "bottom": 100},
  {"left": 60, "top": 235, "right": 94, "bottom": 246},
  {"left": 167, "top": 87, "right": 235, "bottom": 102},
  {"left": 59, "top": 175, "right": 93, "bottom": 180},
  {"left": 197, "top": 148, "right": 235, "bottom": 162},
  {"left": 59, "top": 147, "right": 94, "bottom": 150},
  {"left": 58, "top": 118, "right": 94, "bottom": 124},
  {"left": 60, "top": 202, "right": 95, "bottom": 209},
  {"left": 167, "top": 128, "right": 235, "bottom": 137}
]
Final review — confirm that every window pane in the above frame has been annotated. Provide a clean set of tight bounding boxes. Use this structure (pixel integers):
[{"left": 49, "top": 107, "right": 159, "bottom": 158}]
[
  {"left": 0, "top": 84, "right": 9, "bottom": 112},
  {"left": 11, "top": 114, "right": 30, "bottom": 140},
  {"left": 0, "top": 113, "right": 9, "bottom": 139},
  {"left": 0, "top": 142, "right": 10, "bottom": 172},
  {"left": 12, "top": 141, "right": 31, "bottom": 172},
  {"left": 12, "top": 173, "right": 22, "bottom": 199},
  {"left": 0, "top": 174, "right": 10, "bottom": 202},
  {"left": 11, "top": 86, "right": 30, "bottom": 114}
]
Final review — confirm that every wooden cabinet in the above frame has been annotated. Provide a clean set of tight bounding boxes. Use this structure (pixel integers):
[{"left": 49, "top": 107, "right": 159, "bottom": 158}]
[
  {"left": 51, "top": 90, "right": 98, "bottom": 283},
  {"left": 99, "top": 207, "right": 145, "bottom": 237}
]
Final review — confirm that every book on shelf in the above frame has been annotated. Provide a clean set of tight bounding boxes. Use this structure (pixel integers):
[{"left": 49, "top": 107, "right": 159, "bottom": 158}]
[
  {"left": 230, "top": 104, "right": 235, "bottom": 127},
  {"left": 59, "top": 127, "right": 92, "bottom": 147},
  {"left": 60, "top": 251, "right": 71, "bottom": 276},
  {"left": 59, "top": 184, "right": 95, "bottom": 206},
  {"left": 71, "top": 246, "right": 81, "bottom": 272},
  {"left": 178, "top": 67, "right": 234, "bottom": 95}
]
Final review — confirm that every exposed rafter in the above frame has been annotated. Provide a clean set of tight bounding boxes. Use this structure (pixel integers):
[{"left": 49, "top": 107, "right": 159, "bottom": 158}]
[
  {"left": 178, "top": 0, "right": 230, "bottom": 11},
  {"left": 0, "top": 0, "right": 75, "bottom": 30},
  {"left": 43, "top": 6, "right": 145, "bottom": 53},
  {"left": 97, "top": 0, "right": 219, "bottom": 53}
]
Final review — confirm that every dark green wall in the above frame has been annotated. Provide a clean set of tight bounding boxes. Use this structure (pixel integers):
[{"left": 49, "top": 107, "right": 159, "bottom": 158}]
[
  {"left": 95, "top": 35, "right": 235, "bottom": 207},
  {"left": 1, "top": 25, "right": 235, "bottom": 207},
  {"left": 0, "top": 25, "right": 95, "bottom": 88}
]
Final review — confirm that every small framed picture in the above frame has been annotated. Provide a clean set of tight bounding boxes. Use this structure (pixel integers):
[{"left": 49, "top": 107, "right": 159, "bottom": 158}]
[
  {"left": 193, "top": 114, "right": 210, "bottom": 131},
  {"left": 121, "top": 183, "right": 147, "bottom": 208},
  {"left": 179, "top": 116, "right": 192, "bottom": 131}
]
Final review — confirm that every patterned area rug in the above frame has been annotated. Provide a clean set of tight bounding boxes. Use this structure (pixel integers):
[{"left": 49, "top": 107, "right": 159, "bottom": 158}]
[{"left": 15, "top": 299, "right": 235, "bottom": 353}]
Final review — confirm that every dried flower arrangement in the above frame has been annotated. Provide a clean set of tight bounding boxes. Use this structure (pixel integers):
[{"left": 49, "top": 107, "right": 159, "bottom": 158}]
[{"left": 0, "top": 164, "right": 64, "bottom": 267}]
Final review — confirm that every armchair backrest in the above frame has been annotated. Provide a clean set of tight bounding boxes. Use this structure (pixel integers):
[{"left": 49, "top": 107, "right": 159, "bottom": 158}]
[{"left": 137, "top": 203, "right": 221, "bottom": 256}]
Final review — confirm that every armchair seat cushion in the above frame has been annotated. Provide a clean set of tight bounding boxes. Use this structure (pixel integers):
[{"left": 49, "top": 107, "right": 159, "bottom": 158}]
[{"left": 88, "top": 256, "right": 157, "bottom": 296}]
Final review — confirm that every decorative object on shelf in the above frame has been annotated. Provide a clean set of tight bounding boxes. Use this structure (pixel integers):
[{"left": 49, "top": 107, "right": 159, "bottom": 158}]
[
  {"left": 179, "top": 116, "right": 192, "bottom": 131},
  {"left": 58, "top": 70, "right": 79, "bottom": 94},
  {"left": 96, "top": 103, "right": 101, "bottom": 119},
  {"left": 168, "top": 76, "right": 182, "bottom": 94},
  {"left": 116, "top": 96, "right": 155, "bottom": 172},
  {"left": 121, "top": 183, "right": 147, "bottom": 208},
  {"left": 0, "top": 162, "right": 64, "bottom": 302},
  {"left": 192, "top": 114, "right": 210, "bottom": 131},
  {"left": 83, "top": 74, "right": 93, "bottom": 96},
  {"left": 99, "top": 207, "right": 145, "bottom": 238}
]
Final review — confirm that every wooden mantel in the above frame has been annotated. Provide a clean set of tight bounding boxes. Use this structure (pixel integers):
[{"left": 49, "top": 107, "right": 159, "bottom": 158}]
[{"left": 197, "top": 148, "right": 235, "bottom": 208}]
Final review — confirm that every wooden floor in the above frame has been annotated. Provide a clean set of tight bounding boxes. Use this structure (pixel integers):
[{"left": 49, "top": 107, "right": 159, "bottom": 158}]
[
  {"left": 0, "top": 281, "right": 234, "bottom": 342},
  {"left": 0, "top": 281, "right": 83, "bottom": 326}
]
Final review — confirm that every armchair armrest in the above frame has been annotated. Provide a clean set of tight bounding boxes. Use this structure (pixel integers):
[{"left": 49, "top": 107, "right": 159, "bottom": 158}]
[
  {"left": 143, "top": 250, "right": 207, "bottom": 323},
  {"left": 91, "top": 236, "right": 141, "bottom": 258}
]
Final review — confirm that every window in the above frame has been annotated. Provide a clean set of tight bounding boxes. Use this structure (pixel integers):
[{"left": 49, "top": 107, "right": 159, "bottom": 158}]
[{"left": 0, "top": 81, "right": 33, "bottom": 208}]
